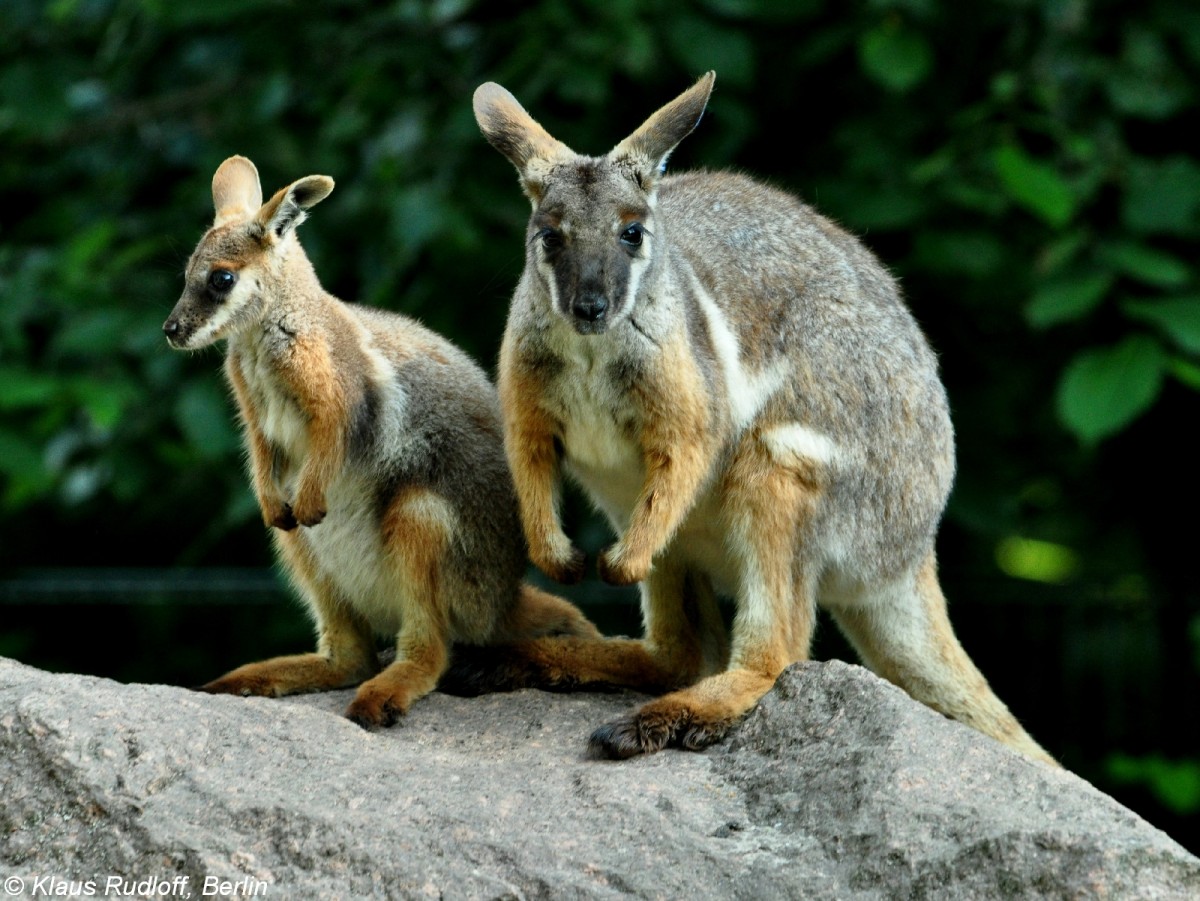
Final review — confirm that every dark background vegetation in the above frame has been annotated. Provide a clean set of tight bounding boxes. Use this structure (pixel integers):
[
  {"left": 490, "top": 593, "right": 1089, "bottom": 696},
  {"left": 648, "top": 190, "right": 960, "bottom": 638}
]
[{"left": 2, "top": 0, "right": 1197, "bottom": 853}]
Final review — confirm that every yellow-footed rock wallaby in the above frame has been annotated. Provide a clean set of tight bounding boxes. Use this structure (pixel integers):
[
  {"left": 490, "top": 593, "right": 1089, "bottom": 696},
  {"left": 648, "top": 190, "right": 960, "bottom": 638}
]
[
  {"left": 449, "top": 73, "right": 1056, "bottom": 765},
  {"left": 164, "top": 156, "right": 599, "bottom": 727}
]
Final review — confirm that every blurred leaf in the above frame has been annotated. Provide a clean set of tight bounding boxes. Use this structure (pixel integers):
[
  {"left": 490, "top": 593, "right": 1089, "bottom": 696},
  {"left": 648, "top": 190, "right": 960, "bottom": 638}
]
[
  {"left": 1106, "top": 29, "right": 1192, "bottom": 120},
  {"left": 1025, "top": 272, "right": 1112, "bottom": 329},
  {"left": 1123, "top": 156, "right": 1200, "bottom": 235},
  {"left": 72, "top": 377, "right": 139, "bottom": 431},
  {"left": 858, "top": 21, "right": 932, "bottom": 92},
  {"left": 993, "top": 144, "right": 1076, "bottom": 228},
  {"left": 1107, "top": 754, "right": 1200, "bottom": 814},
  {"left": 175, "top": 381, "right": 240, "bottom": 459},
  {"left": 0, "top": 368, "right": 60, "bottom": 410},
  {"left": 912, "top": 231, "right": 1006, "bottom": 278},
  {"left": 1169, "top": 358, "right": 1200, "bottom": 391},
  {"left": 54, "top": 310, "right": 137, "bottom": 360},
  {"left": 1099, "top": 241, "right": 1192, "bottom": 288},
  {"left": 0, "top": 428, "right": 52, "bottom": 510},
  {"left": 1122, "top": 296, "right": 1200, "bottom": 354},
  {"left": 1056, "top": 335, "right": 1167, "bottom": 444},
  {"left": 995, "top": 536, "right": 1079, "bottom": 584}
]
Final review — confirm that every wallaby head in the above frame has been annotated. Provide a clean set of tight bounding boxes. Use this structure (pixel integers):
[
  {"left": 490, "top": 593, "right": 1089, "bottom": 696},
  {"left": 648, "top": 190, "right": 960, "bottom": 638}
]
[
  {"left": 163, "top": 155, "right": 334, "bottom": 350},
  {"left": 474, "top": 73, "right": 715, "bottom": 335}
]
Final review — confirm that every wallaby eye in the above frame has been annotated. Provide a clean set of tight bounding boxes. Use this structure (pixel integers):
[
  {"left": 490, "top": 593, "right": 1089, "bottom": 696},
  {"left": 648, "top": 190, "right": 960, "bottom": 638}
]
[
  {"left": 620, "top": 223, "right": 644, "bottom": 248},
  {"left": 539, "top": 228, "right": 564, "bottom": 252},
  {"left": 208, "top": 269, "right": 237, "bottom": 293}
]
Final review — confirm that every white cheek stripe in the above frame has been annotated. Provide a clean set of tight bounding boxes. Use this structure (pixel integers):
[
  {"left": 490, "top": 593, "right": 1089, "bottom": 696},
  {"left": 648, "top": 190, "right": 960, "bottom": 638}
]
[
  {"left": 761, "top": 423, "right": 840, "bottom": 468},
  {"left": 623, "top": 230, "right": 652, "bottom": 315},
  {"left": 186, "top": 286, "right": 243, "bottom": 347},
  {"left": 689, "top": 273, "right": 788, "bottom": 431},
  {"left": 537, "top": 256, "right": 561, "bottom": 314}
]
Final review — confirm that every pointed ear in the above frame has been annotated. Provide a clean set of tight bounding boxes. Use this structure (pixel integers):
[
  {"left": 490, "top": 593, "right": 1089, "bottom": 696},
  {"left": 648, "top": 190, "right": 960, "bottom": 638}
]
[
  {"left": 609, "top": 71, "right": 715, "bottom": 188},
  {"left": 212, "top": 156, "right": 263, "bottom": 226},
  {"left": 256, "top": 175, "right": 335, "bottom": 240},
  {"left": 473, "top": 82, "right": 575, "bottom": 202}
]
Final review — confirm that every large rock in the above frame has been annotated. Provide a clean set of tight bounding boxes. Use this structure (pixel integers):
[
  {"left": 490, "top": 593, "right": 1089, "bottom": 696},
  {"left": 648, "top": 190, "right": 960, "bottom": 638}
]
[{"left": 1, "top": 655, "right": 1196, "bottom": 899}]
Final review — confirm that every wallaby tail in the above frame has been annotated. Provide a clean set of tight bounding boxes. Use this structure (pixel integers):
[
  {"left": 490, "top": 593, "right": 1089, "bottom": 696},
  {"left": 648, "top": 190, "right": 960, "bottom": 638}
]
[
  {"left": 829, "top": 554, "right": 1059, "bottom": 767},
  {"left": 499, "top": 583, "right": 603, "bottom": 642}
]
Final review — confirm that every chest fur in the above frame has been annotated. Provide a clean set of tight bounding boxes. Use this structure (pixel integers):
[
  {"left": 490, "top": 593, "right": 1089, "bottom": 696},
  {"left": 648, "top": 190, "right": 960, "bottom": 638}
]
[{"left": 231, "top": 340, "right": 310, "bottom": 461}]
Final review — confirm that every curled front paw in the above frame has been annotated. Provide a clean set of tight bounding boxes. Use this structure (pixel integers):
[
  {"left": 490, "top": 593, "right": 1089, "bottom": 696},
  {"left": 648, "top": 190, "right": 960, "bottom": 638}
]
[
  {"left": 532, "top": 540, "right": 587, "bottom": 585},
  {"left": 262, "top": 498, "right": 298, "bottom": 531},
  {"left": 597, "top": 544, "right": 650, "bottom": 586},
  {"left": 345, "top": 688, "right": 407, "bottom": 729},
  {"left": 291, "top": 490, "right": 328, "bottom": 528}
]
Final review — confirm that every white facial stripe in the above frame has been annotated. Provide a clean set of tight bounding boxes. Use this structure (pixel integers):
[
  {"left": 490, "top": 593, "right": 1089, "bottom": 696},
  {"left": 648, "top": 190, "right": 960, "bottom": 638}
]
[
  {"left": 537, "top": 255, "right": 561, "bottom": 314},
  {"left": 624, "top": 252, "right": 650, "bottom": 315},
  {"left": 186, "top": 282, "right": 245, "bottom": 347},
  {"left": 761, "top": 423, "right": 840, "bottom": 468},
  {"left": 689, "top": 273, "right": 788, "bottom": 430}
]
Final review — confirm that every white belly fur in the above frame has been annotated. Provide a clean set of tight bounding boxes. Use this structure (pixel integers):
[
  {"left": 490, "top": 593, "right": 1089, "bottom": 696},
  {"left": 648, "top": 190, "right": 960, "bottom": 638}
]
[{"left": 293, "top": 473, "right": 408, "bottom": 636}]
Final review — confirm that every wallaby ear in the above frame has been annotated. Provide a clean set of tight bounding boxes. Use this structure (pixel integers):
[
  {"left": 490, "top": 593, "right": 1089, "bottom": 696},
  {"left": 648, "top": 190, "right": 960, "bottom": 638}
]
[
  {"left": 609, "top": 71, "right": 715, "bottom": 188},
  {"left": 473, "top": 82, "right": 575, "bottom": 202},
  {"left": 256, "top": 175, "right": 335, "bottom": 241},
  {"left": 212, "top": 156, "right": 263, "bottom": 226}
]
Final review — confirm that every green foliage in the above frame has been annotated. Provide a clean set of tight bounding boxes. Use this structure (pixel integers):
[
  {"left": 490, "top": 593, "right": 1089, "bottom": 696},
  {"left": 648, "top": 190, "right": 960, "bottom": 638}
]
[
  {"left": 1055, "top": 335, "right": 1167, "bottom": 445},
  {"left": 1106, "top": 754, "right": 1200, "bottom": 815}
]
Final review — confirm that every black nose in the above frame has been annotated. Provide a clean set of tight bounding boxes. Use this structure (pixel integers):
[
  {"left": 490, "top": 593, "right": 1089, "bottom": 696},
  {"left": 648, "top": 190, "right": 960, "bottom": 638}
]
[
  {"left": 163, "top": 319, "right": 179, "bottom": 336},
  {"left": 572, "top": 295, "right": 607, "bottom": 322}
]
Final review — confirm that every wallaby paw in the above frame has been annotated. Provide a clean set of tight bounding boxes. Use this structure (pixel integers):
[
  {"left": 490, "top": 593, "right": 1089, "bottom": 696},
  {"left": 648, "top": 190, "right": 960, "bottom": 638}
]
[
  {"left": 263, "top": 500, "right": 298, "bottom": 531},
  {"left": 588, "top": 707, "right": 678, "bottom": 759},
  {"left": 535, "top": 542, "right": 587, "bottom": 585},
  {"left": 597, "top": 544, "right": 649, "bottom": 586},
  {"left": 292, "top": 502, "right": 327, "bottom": 528},
  {"left": 195, "top": 673, "right": 276, "bottom": 698},
  {"left": 587, "top": 699, "right": 735, "bottom": 759},
  {"left": 345, "top": 689, "right": 407, "bottom": 729}
]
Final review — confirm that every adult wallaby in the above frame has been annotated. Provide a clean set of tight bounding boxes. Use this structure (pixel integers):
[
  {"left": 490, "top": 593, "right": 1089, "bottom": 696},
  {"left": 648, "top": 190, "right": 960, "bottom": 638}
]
[
  {"left": 163, "top": 155, "right": 598, "bottom": 727},
  {"left": 456, "top": 73, "right": 1056, "bottom": 765}
]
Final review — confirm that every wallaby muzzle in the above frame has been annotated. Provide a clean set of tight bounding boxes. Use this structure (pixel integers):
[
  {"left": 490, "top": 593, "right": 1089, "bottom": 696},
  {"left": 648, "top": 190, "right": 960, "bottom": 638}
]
[{"left": 572, "top": 293, "right": 607, "bottom": 325}]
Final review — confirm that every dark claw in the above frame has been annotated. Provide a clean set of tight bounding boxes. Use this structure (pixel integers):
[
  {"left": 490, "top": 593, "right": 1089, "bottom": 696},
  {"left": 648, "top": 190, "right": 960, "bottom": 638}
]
[
  {"left": 550, "top": 545, "right": 587, "bottom": 585},
  {"left": 272, "top": 505, "right": 298, "bottom": 531},
  {"left": 587, "top": 713, "right": 671, "bottom": 760}
]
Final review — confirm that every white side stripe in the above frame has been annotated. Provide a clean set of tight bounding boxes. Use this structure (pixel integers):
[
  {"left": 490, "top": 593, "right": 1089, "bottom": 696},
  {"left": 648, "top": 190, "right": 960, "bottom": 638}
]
[{"left": 689, "top": 273, "right": 788, "bottom": 431}]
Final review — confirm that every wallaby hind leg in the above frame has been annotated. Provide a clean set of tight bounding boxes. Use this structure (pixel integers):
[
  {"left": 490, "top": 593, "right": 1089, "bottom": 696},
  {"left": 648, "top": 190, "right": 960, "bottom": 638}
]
[
  {"left": 438, "top": 557, "right": 713, "bottom": 697},
  {"left": 497, "top": 583, "right": 603, "bottom": 641},
  {"left": 199, "top": 537, "right": 379, "bottom": 697},
  {"left": 590, "top": 441, "right": 817, "bottom": 758},
  {"left": 828, "top": 553, "right": 1058, "bottom": 766},
  {"left": 346, "top": 607, "right": 449, "bottom": 728}
]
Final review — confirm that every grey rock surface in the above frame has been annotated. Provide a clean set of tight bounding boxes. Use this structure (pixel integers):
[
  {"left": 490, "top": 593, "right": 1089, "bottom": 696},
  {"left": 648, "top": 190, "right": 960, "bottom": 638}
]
[{"left": 1, "top": 655, "right": 1197, "bottom": 900}]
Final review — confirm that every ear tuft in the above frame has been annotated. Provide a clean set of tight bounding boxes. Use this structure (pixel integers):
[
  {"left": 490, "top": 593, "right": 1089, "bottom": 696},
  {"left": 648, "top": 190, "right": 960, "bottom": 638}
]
[
  {"left": 609, "top": 71, "right": 715, "bottom": 188},
  {"left": 212, "top": 156, "right": 263, "bottom": 226}
]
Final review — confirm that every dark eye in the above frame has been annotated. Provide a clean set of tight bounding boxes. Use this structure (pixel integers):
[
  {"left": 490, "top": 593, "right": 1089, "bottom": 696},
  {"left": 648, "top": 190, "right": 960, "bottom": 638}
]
[
  {"left": 208, "top": 269, "right": 237, "bottom": 293},
  {"left": 539, "top": 229, "right": 563, "bottom": 252},
  {"left": 620, "top": 223, "right": 644, "bottom": 248}
]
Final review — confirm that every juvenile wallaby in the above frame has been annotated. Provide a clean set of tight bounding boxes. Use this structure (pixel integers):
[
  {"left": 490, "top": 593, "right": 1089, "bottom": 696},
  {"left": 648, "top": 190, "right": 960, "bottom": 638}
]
[
  {"left": 163, "top": 155, "right": 599, "bottom": 727},
  {"left": 459, "top": 73, "right": 1056, "bottom": 765}
]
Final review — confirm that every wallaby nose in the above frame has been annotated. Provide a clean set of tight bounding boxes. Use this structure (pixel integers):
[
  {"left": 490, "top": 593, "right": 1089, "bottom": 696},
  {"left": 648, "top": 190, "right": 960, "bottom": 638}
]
[
  {"left": 573, "top": 295, "right": 607, "bottom": 322},
  {"left": 163, "top": 319, "right": 180, "bottom": 338}
]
